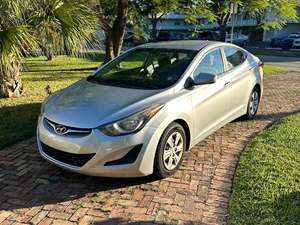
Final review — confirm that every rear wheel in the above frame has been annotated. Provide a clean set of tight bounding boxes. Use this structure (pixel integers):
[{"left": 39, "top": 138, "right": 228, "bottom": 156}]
[
  {"left": 154, "top": 122, "right": 186, "bottom": 178},
  {"left": 244, "top": 87, "right": 260, "bottom": 120}
]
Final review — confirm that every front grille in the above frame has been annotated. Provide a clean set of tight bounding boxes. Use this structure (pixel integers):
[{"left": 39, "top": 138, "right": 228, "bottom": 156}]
[
  {"left": 44, "top": 118, "right": 92, "bottom": 136},
  {"left": 41, "top": 142, "right": 95, "bottom": 167}
]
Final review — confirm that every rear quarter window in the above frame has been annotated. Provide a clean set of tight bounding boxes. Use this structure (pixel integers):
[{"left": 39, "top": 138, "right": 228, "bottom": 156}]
[{"left": 224, "top": 47, "right": 247, "bottom": 70}]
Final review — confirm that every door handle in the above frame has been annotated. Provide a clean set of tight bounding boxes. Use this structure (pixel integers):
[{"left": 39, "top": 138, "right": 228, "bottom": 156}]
[{"left": 224, "top": 81, "right": 231, "bottom": 87}]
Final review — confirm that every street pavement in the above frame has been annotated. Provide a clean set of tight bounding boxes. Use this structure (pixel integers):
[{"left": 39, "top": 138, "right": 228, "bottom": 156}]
[{"left": 259, "top": 55, "right": 300, "bottom": 72}]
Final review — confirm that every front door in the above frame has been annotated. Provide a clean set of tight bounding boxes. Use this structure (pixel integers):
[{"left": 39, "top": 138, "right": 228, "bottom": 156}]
[{"left": 191, "top": 48, "right": 232, "bottom": 140}]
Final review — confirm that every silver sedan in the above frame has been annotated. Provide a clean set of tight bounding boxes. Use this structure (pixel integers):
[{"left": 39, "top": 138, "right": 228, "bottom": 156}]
[{"left": 37, "top": 40, "right": 263, "bottom": 178}]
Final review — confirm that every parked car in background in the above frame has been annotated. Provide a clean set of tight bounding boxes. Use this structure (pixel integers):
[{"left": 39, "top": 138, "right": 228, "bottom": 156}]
[
  {"left": 123, "top": 31, "right": 150, "bottom": 46},
  {"left": 270, "top": 32, "right": 300, "bottom": 49},
  {"left": 37, "top": 41, "right": 263, "bottom": 178},
  {"left": 157, "top": 31, "right": 171, "bottom": 41},
  {"left": 292, "top": 38, "right": 300, "bottom": 49},
  {"left": 225, "top": 33, "right": 249, "bottom": 47},
  {"left": 123, "top": 31, "right": 134, "bottom": 47},
  {"left": 197, "top": 31, "right": 220, "bottom": 41}
]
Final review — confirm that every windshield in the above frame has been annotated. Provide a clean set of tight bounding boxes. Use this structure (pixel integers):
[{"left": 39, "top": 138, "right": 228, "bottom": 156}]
[{"left": 89, "top": 48, "right": 197, "bottom": 89}]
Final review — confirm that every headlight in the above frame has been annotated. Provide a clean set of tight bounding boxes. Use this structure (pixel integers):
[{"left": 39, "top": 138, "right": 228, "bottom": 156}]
[{"left": 98, "top": 104, "right": 164, "bottom": 136}]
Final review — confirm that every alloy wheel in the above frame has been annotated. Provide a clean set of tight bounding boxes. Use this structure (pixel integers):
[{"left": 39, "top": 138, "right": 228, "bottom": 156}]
[
  {"left": 249, "top": 90, "right": 259, "bottom": 115},
  {"left": 163, "top": 131, "right": 184, "bottom": 170}
]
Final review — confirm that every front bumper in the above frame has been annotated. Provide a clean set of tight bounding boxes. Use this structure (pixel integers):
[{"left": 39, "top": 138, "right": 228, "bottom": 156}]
[{"left": 37, "top": 116, "right": 164, "bottom": 177}]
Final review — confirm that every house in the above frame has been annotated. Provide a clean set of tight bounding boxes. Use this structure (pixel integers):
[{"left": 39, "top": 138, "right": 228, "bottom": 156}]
[{"left": 151, "top": 11, "right": 300, "bottom": 42}]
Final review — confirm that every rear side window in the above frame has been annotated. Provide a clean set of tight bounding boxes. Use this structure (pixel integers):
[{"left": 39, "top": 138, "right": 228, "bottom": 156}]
[
  {"left": 224, "top": 47, "right": 246, "bottom": 70},
  {"left": 194, "top": 49, "right": 224, "bottom": 77}
]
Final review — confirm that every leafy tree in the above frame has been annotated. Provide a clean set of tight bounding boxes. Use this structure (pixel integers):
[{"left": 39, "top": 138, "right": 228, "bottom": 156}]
[
  {"left": 92, "top": 0, "right": 129, "bottom": 63},
  {"left": 245, "top": 0, "right": 300, "bottom": 30},
  {"left": 180, "top": 0, "right": 215, "bottom": 35},
  {"left": 186, "top": 0, "right": 300, "bottom": 40},
  {"left": 132, "top": 0, "right": 179, "bottom": 40}
]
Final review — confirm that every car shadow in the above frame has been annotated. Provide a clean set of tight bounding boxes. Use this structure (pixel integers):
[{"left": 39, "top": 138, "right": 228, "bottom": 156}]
[
  {"left": 0, "top": 103, "right": 41, "bottom": 149},
  {"left": 93, "top": 218, "right": 196, "bottom": 225},
  {"left": 231, "top": 109, "right": 300, "bottom": 123},
  {"left": 254, "top": 109, "right": 300, "bottom": 121},
  {"left": 24, "top": 71, "right": 92, "bottom": 82},
  {"left": 25, "top": 68, "right": 98, "bottom": 73},
  {"left": 0, "top": 152, "right": 159, "bottom": 211}
]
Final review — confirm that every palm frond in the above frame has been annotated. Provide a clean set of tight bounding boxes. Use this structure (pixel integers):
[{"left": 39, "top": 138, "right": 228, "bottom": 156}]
[{"left": 33, "top": 0, "right": 98, "bottom": 57}]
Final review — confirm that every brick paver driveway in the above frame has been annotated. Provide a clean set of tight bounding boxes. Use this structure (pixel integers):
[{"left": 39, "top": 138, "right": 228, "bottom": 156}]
[{"left": 1, "top": 73, "right": 300, "bottom": 225}]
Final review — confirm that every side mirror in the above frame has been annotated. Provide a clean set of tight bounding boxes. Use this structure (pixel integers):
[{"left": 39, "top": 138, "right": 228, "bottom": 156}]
[
  {"left": 86, "top": 75, "right": 94, "bottom": 81},
  {"left": 184, "top": 73, "right": 216, "bottom": 89},
  {"left": 194, "top": 73, "right": 217, "bottom": 85}
]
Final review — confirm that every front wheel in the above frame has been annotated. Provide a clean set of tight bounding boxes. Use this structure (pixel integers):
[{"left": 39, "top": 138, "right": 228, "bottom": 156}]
[
  {"left": 244, "top": 87, "right": 260, "bottom": 120},
  {"left": 154, "top": 122, "right": 186, "bottom": 178}
]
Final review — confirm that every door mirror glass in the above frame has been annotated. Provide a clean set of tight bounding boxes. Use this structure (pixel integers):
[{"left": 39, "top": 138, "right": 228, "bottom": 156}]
[
  {"left": 184, "top": 73, "right": 216, "bottom": 89},
  {"left": 194, "top": 73, "right": 217, "bottom": 85}
]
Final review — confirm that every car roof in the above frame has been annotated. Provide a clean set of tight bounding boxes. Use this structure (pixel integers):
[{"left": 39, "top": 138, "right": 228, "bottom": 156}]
[{"left": 138, "top": 40, "right": 221, "bottom": 51}]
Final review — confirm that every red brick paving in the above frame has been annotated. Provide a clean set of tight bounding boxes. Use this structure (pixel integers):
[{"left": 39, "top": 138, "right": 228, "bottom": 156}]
[{"left": 0, "top": 73, "right": 299, "bottom": 225}]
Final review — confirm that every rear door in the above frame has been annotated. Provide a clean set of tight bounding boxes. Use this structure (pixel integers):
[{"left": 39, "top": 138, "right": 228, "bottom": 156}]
[{"left": 222, "top": 47, "right": 252, "bottom": 115}]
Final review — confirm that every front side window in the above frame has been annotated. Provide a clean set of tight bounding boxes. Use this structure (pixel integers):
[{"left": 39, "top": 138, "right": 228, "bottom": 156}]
[
  {"left": 194, "top": 49, "right": 224, "bottom": 77},
  {"left": 90, "top": 48, "right": 197, "bottom": 89},
  {"left": 224, "top": 47, "right": 246, "bottom": 70}
]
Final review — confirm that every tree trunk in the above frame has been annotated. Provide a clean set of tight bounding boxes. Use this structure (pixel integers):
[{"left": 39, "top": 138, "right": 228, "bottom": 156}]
[
  {"left": 40, "top": 44, "right": 55, "bottom": 61},
  {"left": 46, "top": 52, "right": 54, "bottom": 61},
  {"left": 101, "top": 0, "right": 128, "bottom": 63},
  {"left": 104, "top": 32, "right": 115, "bottom": 63},
  {"left": 0, "top": 78, "right": 23, "bottom": 98},
  {"left": 219, "top": 23, "right": 227, "bottom": 42},
  {"left": 217, "top": 13, "right": 230, "bottom": 42},
  {"left": 0, "top": 59, "right": 23, "bottom": 98},
  {"left": 151, "top": 19, "right": 158, "bottom": 41},
  {"left": 112, "top": 0, "right": 128, "bottom": 57}
]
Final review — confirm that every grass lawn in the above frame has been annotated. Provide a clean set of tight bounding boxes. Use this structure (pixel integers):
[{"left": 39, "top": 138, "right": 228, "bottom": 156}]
[
  {"left": 229, "top": 113, "right": 300, "bottom": 225},
  {"left": 264, "top": 64, "right": 288, "bottom": 76},
  {"left": 0, "top": 55, "right": 102, "bottom": 149}
]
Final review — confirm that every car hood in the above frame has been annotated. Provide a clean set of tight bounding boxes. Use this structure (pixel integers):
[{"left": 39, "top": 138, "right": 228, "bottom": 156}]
[{"left": 44, "top": 79, "right": 166, "bottom": 128}]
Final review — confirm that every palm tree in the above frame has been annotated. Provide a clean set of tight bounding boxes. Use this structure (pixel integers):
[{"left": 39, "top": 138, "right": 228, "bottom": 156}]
[
  {"left": 33, "top": 0, "right": 97, "bottom": 61},
  {"left": 0, "top": 0, "right": 36, "bottom": 98},
  {"left": 0, "top": 0, "right": 97, "bottom": 98}
]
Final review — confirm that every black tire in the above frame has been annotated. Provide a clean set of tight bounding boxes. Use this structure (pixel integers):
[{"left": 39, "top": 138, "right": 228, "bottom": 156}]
[
  {"left": 244, "top": 86, "right": 260, "bottom": 120},
  {"left": 154, "top": 122, "right": 186, "bottom": 178}
]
